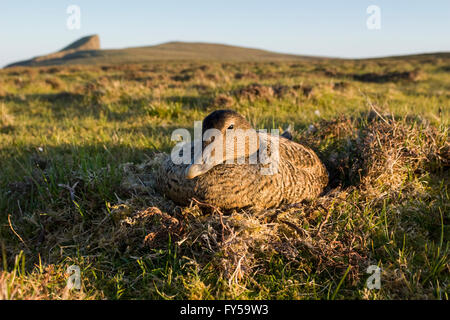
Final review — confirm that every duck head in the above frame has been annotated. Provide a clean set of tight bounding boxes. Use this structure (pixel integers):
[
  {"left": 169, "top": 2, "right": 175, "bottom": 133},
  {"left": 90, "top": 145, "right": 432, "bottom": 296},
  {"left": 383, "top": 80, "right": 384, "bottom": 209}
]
[{"left": 185, "top": 109, "right": 260, "bottom": 179}]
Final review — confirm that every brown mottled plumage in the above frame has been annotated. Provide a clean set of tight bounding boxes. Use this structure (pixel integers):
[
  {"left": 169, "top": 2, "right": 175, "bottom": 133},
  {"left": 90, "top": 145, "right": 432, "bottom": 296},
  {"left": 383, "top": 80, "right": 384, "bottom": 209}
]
[{"left": 156, "top": 110, "right": 328, "bottom": 210}]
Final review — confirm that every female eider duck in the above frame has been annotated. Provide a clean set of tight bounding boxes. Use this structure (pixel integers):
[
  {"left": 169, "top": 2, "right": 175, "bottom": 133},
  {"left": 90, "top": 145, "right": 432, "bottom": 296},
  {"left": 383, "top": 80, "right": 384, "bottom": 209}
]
[{"left": 156, "top": 110, "right": 328, "bottom": 210}]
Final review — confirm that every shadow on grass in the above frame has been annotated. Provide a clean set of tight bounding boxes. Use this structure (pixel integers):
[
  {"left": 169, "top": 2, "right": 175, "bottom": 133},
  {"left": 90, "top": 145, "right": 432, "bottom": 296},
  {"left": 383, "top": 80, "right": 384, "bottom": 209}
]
[
  {"left": 164, "top": 95, "right": 213, "bottom": 110},
  {"left": 0, "top": 121, "right": 184, "bottom": 214}
]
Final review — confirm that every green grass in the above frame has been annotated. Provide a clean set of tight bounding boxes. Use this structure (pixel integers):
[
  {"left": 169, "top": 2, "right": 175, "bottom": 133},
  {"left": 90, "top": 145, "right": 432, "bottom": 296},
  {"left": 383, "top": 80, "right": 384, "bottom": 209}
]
[{"left": 0, "top": 57, "right": 448, "bottom": 299}]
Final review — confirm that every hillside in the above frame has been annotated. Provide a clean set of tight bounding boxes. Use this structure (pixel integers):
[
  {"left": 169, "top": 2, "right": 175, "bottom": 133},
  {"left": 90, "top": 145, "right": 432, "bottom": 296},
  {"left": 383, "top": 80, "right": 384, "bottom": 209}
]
[
  {"left": 0, "top": 48, "right": 449, "bottom": 300},
  {"left": 6, "top": 35, "right": 315, "bottom": 68},
  {"left": 6, "top": 35, "right": 101, "bottom": 68}
]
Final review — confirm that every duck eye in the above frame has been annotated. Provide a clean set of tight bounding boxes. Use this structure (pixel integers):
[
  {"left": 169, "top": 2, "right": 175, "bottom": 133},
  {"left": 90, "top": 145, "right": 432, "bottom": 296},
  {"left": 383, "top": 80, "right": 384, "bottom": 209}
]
[{"left": 228, "top": 124, "right": 234, "bottom": 130}]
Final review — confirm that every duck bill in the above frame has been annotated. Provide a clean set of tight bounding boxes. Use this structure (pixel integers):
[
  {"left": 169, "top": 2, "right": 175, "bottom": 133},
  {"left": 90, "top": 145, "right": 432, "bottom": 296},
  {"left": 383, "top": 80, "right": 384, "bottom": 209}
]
[
  {"left": 185, "top": 139, "right": 223, "bottom": 179},
  {"left": 185, "top": 162, "right": 215, "bottom": 179}
]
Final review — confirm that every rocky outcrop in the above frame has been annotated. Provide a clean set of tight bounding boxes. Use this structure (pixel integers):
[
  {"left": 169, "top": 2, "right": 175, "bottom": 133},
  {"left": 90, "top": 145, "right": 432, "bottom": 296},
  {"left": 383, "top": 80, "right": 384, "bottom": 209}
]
[{"left": 6, "top": 35, "right": 100, "bottom": 67}]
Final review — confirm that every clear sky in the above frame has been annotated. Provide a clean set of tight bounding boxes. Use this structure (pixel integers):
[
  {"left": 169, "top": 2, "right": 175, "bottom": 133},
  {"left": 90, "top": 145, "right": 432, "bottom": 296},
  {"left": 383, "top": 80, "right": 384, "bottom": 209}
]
[{"left": 1, "top": 0, "right": 449, "bottom": 67}]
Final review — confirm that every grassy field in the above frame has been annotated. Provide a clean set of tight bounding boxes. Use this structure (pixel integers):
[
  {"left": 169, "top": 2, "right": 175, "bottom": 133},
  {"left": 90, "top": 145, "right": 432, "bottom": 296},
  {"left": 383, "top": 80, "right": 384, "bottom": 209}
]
[{"left": 0, "top": 55, "right": 448, "bottom": 299}]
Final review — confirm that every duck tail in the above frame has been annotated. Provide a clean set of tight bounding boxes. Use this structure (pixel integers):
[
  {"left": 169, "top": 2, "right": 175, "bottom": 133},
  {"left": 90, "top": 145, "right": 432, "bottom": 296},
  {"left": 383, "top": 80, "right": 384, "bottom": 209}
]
[{"left": 281, "top": 124, "right": 293, "bottom": 140}]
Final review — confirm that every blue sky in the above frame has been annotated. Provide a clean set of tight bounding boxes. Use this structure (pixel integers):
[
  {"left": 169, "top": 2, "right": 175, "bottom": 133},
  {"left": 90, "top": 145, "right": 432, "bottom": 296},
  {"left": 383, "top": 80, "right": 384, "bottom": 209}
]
[{"left": 1, "top": 0, "right": 449, "bottom": 67}]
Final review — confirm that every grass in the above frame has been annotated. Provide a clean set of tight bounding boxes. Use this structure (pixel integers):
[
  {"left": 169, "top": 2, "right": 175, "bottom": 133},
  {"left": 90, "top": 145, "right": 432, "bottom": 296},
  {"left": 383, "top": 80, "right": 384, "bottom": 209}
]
[{"left": 0, "top": 56, "right": 448, "bottom": 300}]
